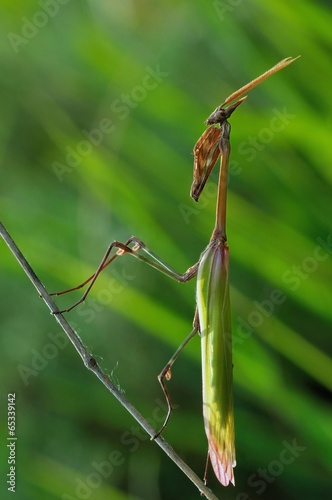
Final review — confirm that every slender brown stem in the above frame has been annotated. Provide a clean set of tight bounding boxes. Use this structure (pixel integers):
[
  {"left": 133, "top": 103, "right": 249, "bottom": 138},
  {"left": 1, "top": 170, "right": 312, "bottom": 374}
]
[{"left": 0, "top": 220, "right": 219, "bottom": 500}]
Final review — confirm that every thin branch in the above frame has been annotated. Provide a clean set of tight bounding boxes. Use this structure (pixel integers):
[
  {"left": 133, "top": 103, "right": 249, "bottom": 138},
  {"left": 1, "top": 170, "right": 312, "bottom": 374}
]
[{"left": 0, "top": 220, "right": 219, "bottom": 500}]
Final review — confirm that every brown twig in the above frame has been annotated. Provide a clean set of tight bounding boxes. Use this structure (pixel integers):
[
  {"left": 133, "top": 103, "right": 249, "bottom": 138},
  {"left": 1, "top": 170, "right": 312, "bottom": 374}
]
[{"left": 0, "top": 220, "right": 219, "bottom": 500}]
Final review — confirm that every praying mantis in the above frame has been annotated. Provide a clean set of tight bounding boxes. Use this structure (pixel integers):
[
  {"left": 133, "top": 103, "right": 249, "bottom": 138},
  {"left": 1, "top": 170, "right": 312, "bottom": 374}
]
[{"left": 53, "top": 56, "right": 299, "bottom": 487}]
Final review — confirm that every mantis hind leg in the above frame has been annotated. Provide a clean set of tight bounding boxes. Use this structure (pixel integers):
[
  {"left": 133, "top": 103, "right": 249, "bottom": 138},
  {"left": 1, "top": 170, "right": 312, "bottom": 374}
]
[{"left": 153, "top": 311, "right": 200, "bottom": 439}]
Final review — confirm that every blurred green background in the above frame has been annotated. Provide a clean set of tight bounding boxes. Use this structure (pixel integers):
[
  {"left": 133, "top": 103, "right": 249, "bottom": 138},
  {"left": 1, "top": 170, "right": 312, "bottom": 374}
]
[{"left": 1, "top": 1, "right": 331, "bottom": 499}]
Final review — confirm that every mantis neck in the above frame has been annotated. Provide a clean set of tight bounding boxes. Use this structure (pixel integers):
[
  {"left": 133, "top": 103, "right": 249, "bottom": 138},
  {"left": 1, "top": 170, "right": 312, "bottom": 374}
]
[{"left": 213, "top": 120, "right": 231, "bottom": 242}]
